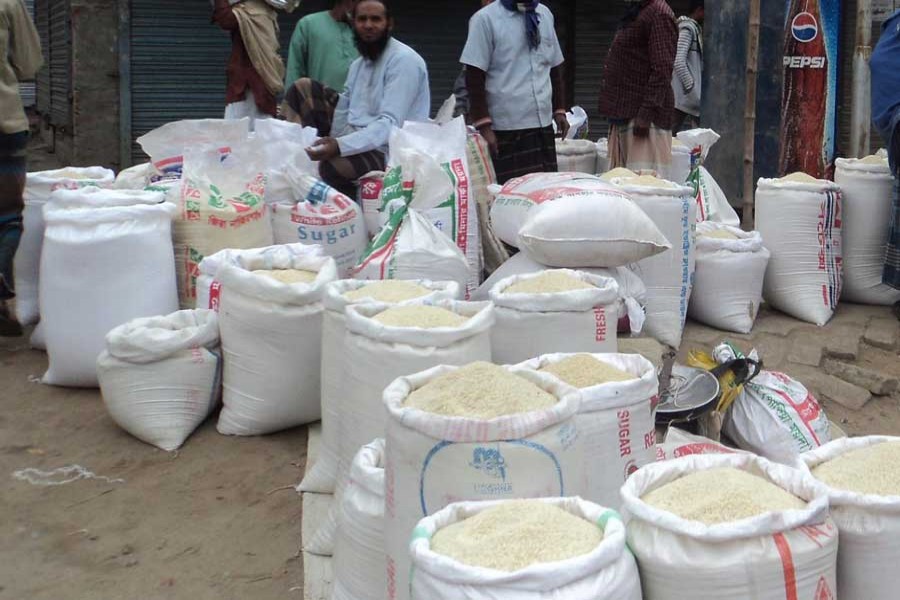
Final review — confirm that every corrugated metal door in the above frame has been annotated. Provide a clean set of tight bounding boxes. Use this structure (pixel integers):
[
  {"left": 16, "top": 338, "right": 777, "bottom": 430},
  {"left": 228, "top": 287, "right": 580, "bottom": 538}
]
[
  {"left": 128, "top": 0, "right": 326, "bottom": 163},
  {"left": 19, "top": 0, "right": 36, "bottom": 107},
  {"left": 48, "top": 0, "right": 70, "bottom": 128},
  {"left": 34, "top": 0, "right": 48, "bottom": 114}
]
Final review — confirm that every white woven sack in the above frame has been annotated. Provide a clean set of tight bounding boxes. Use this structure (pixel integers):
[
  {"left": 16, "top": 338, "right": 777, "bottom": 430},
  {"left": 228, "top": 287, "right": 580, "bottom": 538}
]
[
  {"left": 300, "top": 279, "right": 460, "bottom": 495},
  {"left": 757, "top": 176, "right": 843, "bottom": 325},
  {"left": 676, "top": 129, "right": 741, "bottom": 225},
  {"left": 41, "top": 193, "right": 178, "bottom": 387},
  {"left": 137, "top": 118, "right": 249, "bottom": 183},
  {"left": 595, "top": 138, "right": 609, "bottom": 175},
  {"left": 409, "top": 497, "right": 642, "bottom": 600},
  {"left": 384, "top": 365, "right": 585, "bottom": 600},
  {"left": 669, "top": 141, "right": 691, "bottom": 185},
  {"left": 655, "top": 427, "right": 750, "bottom": 461},
  {"left": 270, "top": 175, "right": 366, "bottom": 277},
  {"left": 97, "top": 309, "right": 221, "bottom": 451},
  {"left": 473, "top": 251, "right": 647, "bottom": 335},
  {"left": 556, "top": 139, "right": 598, "bottom": 174},
  {"left": 621, "top": 453, "right": 838, "bottom": 600},
  {"left": 513, "top": 353, "right": 658, "bottom": 510},
  {"left": 114, "top": 163, "right": 151, "bottom": 189},
  {"left": 489, "top": 270, "right": 619, "bottom": 365},
  {"left": 491, "top": 172, "right": 670, "bottom": 266},
  {"left": 835, "top": 157, "right": 900, "bottom": 305},
  {"left": 611, "top": 177, "right": 696, "bottom": 348},
  {"left": 216, "top": 246, "right": 338, "bottom": 435},
  {"left": 299, "top": 279, "right": 461, "bottom": 495},
  {"left": 688, "top": 222, "right": 771, "bottom": 333},
  {"left": 14, "top": 167, "right": 115, "bottom": 326},
  {"left": 333, "top": 438, "right": 387, "bottom": 600},
  {"left": 801, "top": 436, "right": 900, "bottom": 600},
  {"left": 715, "top": 342, "right": 831, "bottom": 463}
]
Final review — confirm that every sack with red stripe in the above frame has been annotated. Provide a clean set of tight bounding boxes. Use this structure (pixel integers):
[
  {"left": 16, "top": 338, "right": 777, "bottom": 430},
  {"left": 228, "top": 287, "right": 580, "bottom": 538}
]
[
  {"left": 621, "top": 453, "right": 838, "bottom": 600},
  {"left": 351, "top": 127, "right": 470, "bottom": 293},
  {"left": 715, "top": 342, "right": 832, "bottom": 464},
  {"left": 676, "top": 128, "right": 740, "bottom": 225}
]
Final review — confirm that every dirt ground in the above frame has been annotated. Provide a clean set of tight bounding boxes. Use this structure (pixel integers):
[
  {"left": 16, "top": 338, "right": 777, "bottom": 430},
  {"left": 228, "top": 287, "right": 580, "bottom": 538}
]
[{"left": 0, "top": 342, "right": 307, "bottom": 600}]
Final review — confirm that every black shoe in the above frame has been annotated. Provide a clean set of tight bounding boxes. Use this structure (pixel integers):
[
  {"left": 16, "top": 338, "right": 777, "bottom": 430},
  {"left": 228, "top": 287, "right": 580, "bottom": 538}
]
[{"left": 0, "top": 303, "right": 23, "bottom": 337}]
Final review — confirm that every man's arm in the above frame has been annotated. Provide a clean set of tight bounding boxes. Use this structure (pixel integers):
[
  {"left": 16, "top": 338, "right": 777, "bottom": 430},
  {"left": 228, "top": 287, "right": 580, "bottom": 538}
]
[
  {"left": 212, "top": 0, "right": 239, "bottom": 30},
  {"left": 637, "top": 11, "right": 678, "bottom": 130},
  {"left": 673, "top": 25, "right": 694, "bottom": 92},
  {"left": 10, "top": 0, "right": 43, "bottom": 81},
  {"left": 284, "top": 20, "right": 308, "bottom": 89},
  {"left": 551, "top": 65, "right": 568, "bottom": 137}
]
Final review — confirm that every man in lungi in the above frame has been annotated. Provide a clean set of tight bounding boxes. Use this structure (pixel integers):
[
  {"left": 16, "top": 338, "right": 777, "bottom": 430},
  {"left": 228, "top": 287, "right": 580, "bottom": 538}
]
[
  {"left": 282, "top": 0, "right": 430, "bottom": 199},
  {"left": 0, "top": 0, "right": 42, "bottom": 336},
  {"left": 460, "top": 0, "right": 570, "bottom": 184},
  {"left": 599, "top": 0, "right": 678, "bottom": 176},
  {"left": 871, "top": 8, "right": 900, "bottom": 319}
]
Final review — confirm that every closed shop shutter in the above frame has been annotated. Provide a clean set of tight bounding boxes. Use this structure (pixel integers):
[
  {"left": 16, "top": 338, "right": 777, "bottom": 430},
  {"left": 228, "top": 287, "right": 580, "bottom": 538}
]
[
  {"left": 19, "top": 0, "right": 36, "bottom": 108},
  {"left": 48, "top": 0, "right": 70, "bottom": 128}
]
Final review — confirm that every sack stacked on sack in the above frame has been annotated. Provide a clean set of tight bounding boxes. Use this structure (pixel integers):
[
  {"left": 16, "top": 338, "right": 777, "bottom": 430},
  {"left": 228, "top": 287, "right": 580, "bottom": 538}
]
[
  {"left": 489, "top": 270, "right": 620, "bottom": 364},
  {"left": 676, "top": 129, "right": 741, "bottom": 225},
  {"left": 176, "top": 142, "right": 274, "bottom": 308},
  {"left": 490, "top": 172, "right": 669, "bottom": 267},
  {"left": 384, "top": 364, "right": 585, "bottom": 600},
  {"left": 467, "top": 131, "right": 508, "bottom": 274},
  {"left": 15, "top": 167, "right": 115, "bottom": 329},
  {"left": 332, "top": 438, "right": 387, "bottom": 600},
  {"left": 216, "top": 244, "right": 337, "bottom": 435},
  {"left": 41, "top": 189, "right": 178, "bottom": 387},
  {"left": 835, "top": 156, "right": 900, "bottom": 305},
  {"left": 137, "top": 118, "right": 250, "bottom": 184},
  {"left": 757, "top": 173, "right": 843, "bottom": 325},
  {"left": 114, "top": 163, "right": 151, "bottom": 190},
  {"left": 306, "top": 299, "right": 494, "bottom": 556},
  {"left": 97, "top": 310, "right": 221, "bottom": 451},
  {"left": 358, "top": 171, "right": 386, "bottom": 239},
  {"left": 596, "top": 138, "right": 610, "bottom": 175},
  {"left": 513, "top": 353, "right": 658, "bottom": 509},
  {"left": 409, "top": 497, "right": 642, "bottom": 600},
  {"left": 353, "top": 123, "right": 472, "bottom": 294},
  {"left": 715, "top": 342, "right": 831, "bottom": 463},
  {"left": 655, "top": 428, "right": 749, "bottom": 461},
  {"left": 610, "top": 176, "right": 696, "bottom": 348},
  {"left": 474, "top": 252, "right": 647, "bottom": 335},
  {"left": 802, "top": 436, "right": 900, "bottom": 600},
  {"left": 299, "top": 279, "right": 461, "bottom": 495},
  {"left": 688, "top": 222, "right": 770, "bottom": 333},
  {"left": 621, "top": 453, "right": 838, "bottom": 600},
  {"left": 556, "top": 139, "right": 599, "bottom": 174}
]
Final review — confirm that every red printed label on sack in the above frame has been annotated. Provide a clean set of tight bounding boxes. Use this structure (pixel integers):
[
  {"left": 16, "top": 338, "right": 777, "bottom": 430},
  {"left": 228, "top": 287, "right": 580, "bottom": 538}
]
[
  {"left": 817, "top": 191, "right": 842, "bottom": 309},
  {"left": 360, "top": 176, "right": 384, "bottom": 202},
  {"left": 209, "top": 280, "right": 222, "bottom": 312},
  {"left": 673, "top": 442, "right": 735, "bottom": 457},
  {"left": 773, "top": 532, "right": 799, "bottom": 600},
  {"left": 815, "top": 577, "right": 834, "bottom": 600},
  {"left": 594, "top": 307, "right": 608, "bottom": 342},
  {"left": 618, "top": 410, "right": 632, "bottom": 457}
]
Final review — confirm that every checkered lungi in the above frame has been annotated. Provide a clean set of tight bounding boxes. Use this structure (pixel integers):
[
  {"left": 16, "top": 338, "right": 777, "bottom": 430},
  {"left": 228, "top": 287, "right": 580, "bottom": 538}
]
[
  {"left": 884, "top": 172, "right": 900, "bottom": 291},
  {"left": 492, "top": 126, "right": 558, "bottom": 185}
]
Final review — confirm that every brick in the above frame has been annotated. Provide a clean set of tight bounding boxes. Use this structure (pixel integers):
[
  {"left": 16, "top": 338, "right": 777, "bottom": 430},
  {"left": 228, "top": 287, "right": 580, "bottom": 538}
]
[
  {"left": 864, "top": 318, "right": 900, "bottom": 351},
  {"left": 682, "top": 321, "right": 728, "bottom": 345},
  {"left": 749, "top": 334, "right": 789, "bottom": 371},
  {"left": 823, "top": 359, "right": 900, "bottom": 396},
  {"left": 619, "top": 337, "right": 666, "bottom": 369},
  {"left": 787, "top": 334, "right": 824, "bottom": 367},
  {"left": 790, "top": 367, "right": 872, "bottom": 410},
  {"left": 753, "top": 312, "right": 805, "bottom": 337},
  {"left": 823, "top": 326, "right": 862, "bottom": 361}
]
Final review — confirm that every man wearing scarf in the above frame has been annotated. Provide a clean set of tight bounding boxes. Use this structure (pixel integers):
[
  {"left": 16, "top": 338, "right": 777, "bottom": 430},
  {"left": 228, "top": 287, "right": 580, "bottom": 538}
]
[
  {"left": 599, "top": 0, "right": 677, "bottom": 176},
  {"left": 461, "top": 0, "right": 569, "bottom": 184}
]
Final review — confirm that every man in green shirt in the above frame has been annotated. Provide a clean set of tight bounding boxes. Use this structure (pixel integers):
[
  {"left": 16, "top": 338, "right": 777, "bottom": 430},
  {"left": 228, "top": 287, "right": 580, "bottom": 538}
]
[{"left": 284, "top": 0, "right": 359, "bottom": 91}]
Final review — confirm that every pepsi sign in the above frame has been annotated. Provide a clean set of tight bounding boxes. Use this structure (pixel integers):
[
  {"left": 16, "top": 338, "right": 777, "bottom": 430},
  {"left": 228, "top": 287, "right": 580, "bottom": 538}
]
[{"left": 791, "top": 12, "right": 819, "bottom": 42}]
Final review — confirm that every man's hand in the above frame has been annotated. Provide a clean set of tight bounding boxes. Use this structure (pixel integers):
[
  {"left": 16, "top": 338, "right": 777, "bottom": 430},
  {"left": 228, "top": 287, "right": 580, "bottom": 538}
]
[
  {"left": 633, "top": 116, "right": 651, "bottom": 138},
  {"left": 553, "top": 112, "right": 570, "bottom": 139},
  {"left": 478, "top": 124, "right": 499, "bottom": 157},
  {"left": 306, "top": 137, "right": 340, "bottom": 162}
]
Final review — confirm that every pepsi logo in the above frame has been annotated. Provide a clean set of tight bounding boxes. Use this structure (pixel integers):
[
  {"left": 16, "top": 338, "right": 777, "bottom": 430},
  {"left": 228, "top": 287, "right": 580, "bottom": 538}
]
[{"left": 791, "top": 11, "right": 819, "bottom": 42}]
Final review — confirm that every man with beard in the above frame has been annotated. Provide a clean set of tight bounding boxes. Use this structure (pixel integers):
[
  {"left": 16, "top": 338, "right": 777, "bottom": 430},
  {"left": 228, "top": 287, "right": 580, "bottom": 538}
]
[
  {"left": 599, "top": 0, "right": 677, "bottom": 175},
  {"left": 460, "top": 0, "right": 569, "bottom": 184},
  {"left": 284, "top": 0, "right": 359, "bottom": 92},
  {"left": 282, "top": 0, "right": 430, "bottom": 198}
]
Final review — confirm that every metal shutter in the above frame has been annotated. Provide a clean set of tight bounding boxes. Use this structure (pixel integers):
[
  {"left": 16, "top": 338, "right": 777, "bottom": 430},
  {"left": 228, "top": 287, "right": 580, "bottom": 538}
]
[
  {"left": 19, "top": 0, "right": 36, "bottom": 107},
  {"left": 48, "top": 0, "right": 70, "bottom": 128},
  {"left": 34, "top": 0, "right": 49, "bottom": 114}
]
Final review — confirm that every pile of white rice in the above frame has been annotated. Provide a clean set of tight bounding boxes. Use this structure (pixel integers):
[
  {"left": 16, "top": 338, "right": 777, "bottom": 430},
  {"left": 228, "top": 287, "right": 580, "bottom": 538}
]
[
  {"left": 404, "top": 362, "right": 557, "bottom": 419},
  {"left": 540, "top": 354, "right": 636, "bottom": 388},
  {"left": 642, "top": 467, "right": 806, "bottom": 524},
  {"left": 504, "top": 271, "right": 595, "bottom": 295},
  {"left": 430, "top": 500, "right": 603, "bottom": 572},
  {"left": 251, "top": 269, "right": 318, "bottom": 284},
  {"left": 372, "top": 305, "right": 468, "bottom": 329},
  {"left": 343, "top": 280, "right": 430, "bottom": 303},
  {"left": 812, "top": 441, "right": 900, "bottom": 496},
  {"left": 699, "top": 229, "right": 740, "bottom": 240}
]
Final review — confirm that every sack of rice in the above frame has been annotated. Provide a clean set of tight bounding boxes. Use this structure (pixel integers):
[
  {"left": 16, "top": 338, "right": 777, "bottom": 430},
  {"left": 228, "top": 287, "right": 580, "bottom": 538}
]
[
  {"left": 175, "top": 142, "right": 274, "bottom": 309},
  {"left": 216, "top": 245, "right": 337, "bottom": 435},
  {"left": 669, "top": 138, "right": 691, "bottom": 185},
  {"left": 490, "top": 270, "right": 620, "bottom": 364},
  {"left": 384, "top": 363, "right": 585, "bottom": 600},
  {"left": 835, "top": 156, "right": 900, "bottom": 305},
  {"left": 332, "top": 438, "right": 387, "bottom": 600},
  {"left": 490, "top": 172, "right": 670, "bottom": 267},
  {"left": 599, "top": 167, "right": 637, "bottom": 182},
  {"left": 255, "top": 119, "right": 319, "bottom": 205},
  {"left": 357, "top": 171, "right": 386, "bottom": 238},
  {"left": 609, "top": 175, "right": 696, "bottom": 348},
  {"left": 596, "top": 138, "right": 610, "bottom": 174},
  {"left": 474, "top": 252, "right": 647, "bottom": 335},
  {"left": 41, "top": 192, "right": 178, "bottom": 387},
  {"left": 676, "top": 129, "right": 741, "bottom": 225},
  {"left": 97, "top": 309, "right": 221, "bottom": 451},
  {"left": 556, "top": 139, "right": 599, "bottom": 174},
  {"left": 688, "top": 222, "right": 770, "bottom": 333},
  {"left": 802, "top": 436, "right": 900, "bottom": 600},
  {"left": 299, "top": 279, "right": 461, "bottom": 495},
  {"left": 467, "top": 132, "right": 508, "bottom": 274},
  {"left": 114, "top": 163, "right": 151, "bottom": 190},
  {"left": 757, "top": 174, "right": 842, "bottom": 326},
  {"left": 655, "top": 427, "right": 748, "bottom": 461},
  {"left": 270, "top": 174, "right": 366, "bottom": 277},
  {"left": 409, "top": 497, "right": 642, "bottom": 600},
  {"left": 715, "top": 342, "right": 831, "bottom": 463},
  {"left": 14, "top": 167, "right": 115, "bottom": 327},
  {"left": 621, "top": 453, "right": 838, "bottom": 600},
  {"left": 513, "top": 353, "right": 658, "bottom": 509}
]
